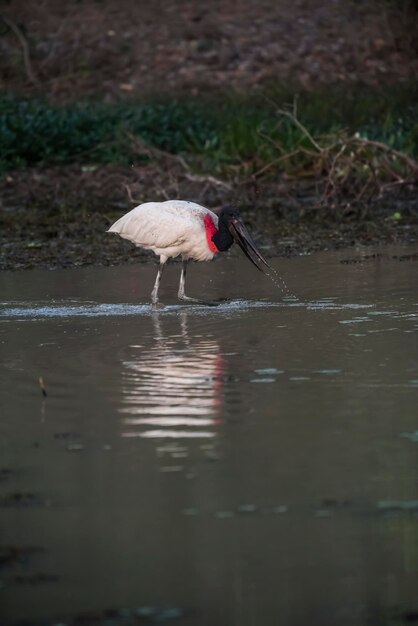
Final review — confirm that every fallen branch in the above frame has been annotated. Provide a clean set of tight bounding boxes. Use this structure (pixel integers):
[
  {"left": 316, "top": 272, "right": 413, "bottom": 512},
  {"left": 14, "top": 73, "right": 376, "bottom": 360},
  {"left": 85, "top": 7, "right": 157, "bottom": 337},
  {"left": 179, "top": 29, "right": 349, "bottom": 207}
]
[
  {"left": 353, "top": 137, "right": 418, "bottom": 174},
  {"left": 254, "top": 105, "right": 418, "bottom": 207},
  {"left": 125, "top": 184, "right": 142, "bottom": 204},
  {"left": 126, "top": 133, "right": 233, "bottom": 192}
]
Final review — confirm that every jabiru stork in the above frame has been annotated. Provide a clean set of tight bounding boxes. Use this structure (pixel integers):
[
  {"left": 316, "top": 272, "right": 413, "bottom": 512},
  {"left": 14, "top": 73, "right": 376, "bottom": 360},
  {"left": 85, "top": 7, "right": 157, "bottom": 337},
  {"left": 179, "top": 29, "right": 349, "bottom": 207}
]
[{"left": 107, "top": 200, "right": 271, "bottom": 305}]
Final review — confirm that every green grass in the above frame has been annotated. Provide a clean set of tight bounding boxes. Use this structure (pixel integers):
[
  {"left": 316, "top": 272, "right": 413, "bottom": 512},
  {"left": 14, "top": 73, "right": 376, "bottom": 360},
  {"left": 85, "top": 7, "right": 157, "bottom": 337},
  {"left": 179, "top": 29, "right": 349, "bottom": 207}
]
[{"left": 1, "top": 84, "right": 417, "bottom": 175}]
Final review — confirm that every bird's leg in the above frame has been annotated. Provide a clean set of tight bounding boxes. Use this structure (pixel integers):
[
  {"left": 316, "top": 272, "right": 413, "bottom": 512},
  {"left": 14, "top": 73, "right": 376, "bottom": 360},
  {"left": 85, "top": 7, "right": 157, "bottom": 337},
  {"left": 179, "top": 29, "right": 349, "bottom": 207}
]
[
  {"left": 151, "top": 260, "right": 166, "bottom": 306},
  {"left": 177, "top": 259, "right": 223, "bottom": 306},
  {"left": 178, "top": 259, "right": 199, "bottom": 303}
]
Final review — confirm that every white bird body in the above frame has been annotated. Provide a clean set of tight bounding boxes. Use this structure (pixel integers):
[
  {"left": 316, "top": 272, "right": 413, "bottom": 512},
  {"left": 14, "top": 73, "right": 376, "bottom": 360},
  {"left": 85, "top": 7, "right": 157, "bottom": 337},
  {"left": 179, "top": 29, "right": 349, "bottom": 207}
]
[
  {"left": 108, "top": 199, "right": 270, "bottom": 305},
  {"left": 108, "top": 200, "right": 218, "bottom": 263}
]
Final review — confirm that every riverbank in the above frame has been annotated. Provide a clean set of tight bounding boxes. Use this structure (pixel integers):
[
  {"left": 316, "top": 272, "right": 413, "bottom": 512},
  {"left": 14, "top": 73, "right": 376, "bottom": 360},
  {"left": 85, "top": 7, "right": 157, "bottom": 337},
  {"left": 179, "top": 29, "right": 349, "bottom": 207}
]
[{"left": 1, "top": 161, "right": 416, "bottom": 271}]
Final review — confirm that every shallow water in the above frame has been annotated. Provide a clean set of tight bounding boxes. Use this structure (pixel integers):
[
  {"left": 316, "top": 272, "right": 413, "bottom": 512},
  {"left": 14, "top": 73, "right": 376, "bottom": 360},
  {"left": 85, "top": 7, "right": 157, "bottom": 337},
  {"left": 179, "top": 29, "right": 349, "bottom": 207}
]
[{"left": 1, "top": 246, "right": 417, "bottom": 626}]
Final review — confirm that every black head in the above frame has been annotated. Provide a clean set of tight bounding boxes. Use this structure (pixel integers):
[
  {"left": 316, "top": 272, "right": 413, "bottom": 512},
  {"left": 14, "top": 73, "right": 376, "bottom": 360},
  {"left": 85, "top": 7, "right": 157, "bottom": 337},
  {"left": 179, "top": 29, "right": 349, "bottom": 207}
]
[
  {"left": 212, "top": 205, "right": 272, "bottom": 272},
  {"left": 218, "top": 205, "right": 241, "bottom": 222},
  {"left": 211, "top": 206, "right": 236, "bottom": 252}
]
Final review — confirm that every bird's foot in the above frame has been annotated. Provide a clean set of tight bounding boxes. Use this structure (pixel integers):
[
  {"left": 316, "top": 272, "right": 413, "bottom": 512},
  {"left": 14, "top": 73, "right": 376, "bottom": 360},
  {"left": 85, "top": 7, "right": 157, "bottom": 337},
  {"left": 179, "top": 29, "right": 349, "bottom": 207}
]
[
  {"left": 178, "top": 294, "right": 201, "bottom": 303},
  {"left": 178, "top": 295, "right": 227, "bottom": 307},
  {"left": 151, "top": 301, "right": 165, "bottom": 309}
]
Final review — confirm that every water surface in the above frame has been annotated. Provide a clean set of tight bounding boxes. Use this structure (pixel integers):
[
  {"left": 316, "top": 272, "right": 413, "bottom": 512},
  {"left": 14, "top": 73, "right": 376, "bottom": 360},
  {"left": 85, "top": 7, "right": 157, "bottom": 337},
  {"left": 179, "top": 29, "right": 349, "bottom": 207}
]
[{"left": 1, "top": 246, "right": 417, "bottom": 625}]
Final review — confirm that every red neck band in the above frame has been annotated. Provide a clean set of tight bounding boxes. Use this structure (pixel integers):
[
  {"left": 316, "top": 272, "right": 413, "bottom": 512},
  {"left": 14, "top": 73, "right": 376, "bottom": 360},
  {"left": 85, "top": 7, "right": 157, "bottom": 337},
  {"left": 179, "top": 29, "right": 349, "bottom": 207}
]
[{"left": 204, "top": 214, "right": 219, "bottom": 253}]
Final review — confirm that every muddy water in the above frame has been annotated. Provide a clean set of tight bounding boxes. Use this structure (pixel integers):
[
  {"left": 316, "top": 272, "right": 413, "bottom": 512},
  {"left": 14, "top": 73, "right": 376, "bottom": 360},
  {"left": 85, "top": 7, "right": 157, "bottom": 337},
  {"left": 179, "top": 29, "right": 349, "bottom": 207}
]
[{"left": 1, "top": 246, "right": 417, "bottom": 626}]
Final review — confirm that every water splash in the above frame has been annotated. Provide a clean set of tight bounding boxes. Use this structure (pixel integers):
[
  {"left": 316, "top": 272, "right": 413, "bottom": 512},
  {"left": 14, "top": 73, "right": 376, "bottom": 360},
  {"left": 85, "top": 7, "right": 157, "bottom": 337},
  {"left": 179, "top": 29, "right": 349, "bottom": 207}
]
[
  {"left": 0, "top": 300, "right": 282, "bottom": 319},
  {"left": 0, "top": 299, "right": 377, "bottom": 320},
  {"left": 266, "top": 265, "right": 298, "bottom": 301}
]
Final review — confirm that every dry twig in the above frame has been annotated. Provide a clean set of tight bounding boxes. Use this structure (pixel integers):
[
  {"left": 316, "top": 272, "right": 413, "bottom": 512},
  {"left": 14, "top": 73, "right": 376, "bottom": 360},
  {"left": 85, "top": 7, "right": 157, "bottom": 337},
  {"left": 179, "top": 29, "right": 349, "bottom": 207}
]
[
  {"left": 353, "top": 137, "right": 418, "bottom": 174},
  {"left": 273, "top": 106, "right": 323, "bottom": 153},
  {"left": 256, "top": 106, "right": 418, "bottom": 207},
  {"left": 125, "top": 133, "right": 233, "bottom": 200},
  {"left": 0, "top": 15, "right": 39, "bottom": 85}
]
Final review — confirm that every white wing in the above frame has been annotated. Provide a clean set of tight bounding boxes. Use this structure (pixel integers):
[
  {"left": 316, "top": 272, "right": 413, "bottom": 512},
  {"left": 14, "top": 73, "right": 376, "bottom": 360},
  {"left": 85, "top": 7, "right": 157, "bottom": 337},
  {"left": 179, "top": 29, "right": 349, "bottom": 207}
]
[{"left": 108, "top": 200, "right": 218, "bottom": 260}]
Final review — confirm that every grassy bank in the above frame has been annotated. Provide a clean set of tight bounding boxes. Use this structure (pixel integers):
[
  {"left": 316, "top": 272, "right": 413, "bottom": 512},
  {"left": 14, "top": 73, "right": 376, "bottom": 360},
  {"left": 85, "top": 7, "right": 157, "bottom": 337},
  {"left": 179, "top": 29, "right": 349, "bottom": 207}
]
[
  {"left": 1, "top": 84, "right": 417, "bottom": 271},
  {"left": 1, "top": 84, "right": 418, "bottom": 175}
]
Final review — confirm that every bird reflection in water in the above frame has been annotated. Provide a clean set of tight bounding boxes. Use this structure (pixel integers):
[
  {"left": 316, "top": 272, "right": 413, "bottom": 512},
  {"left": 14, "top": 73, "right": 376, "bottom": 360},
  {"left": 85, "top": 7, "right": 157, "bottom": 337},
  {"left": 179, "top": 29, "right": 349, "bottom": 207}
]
[{"left": 118, "top": 312, "right": 223, "bottom": 460}]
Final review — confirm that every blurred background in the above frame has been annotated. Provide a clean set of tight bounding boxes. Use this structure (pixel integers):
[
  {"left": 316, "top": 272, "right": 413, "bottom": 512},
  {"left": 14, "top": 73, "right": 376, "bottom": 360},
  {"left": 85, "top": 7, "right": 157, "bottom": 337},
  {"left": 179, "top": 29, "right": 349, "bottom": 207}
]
[{"left": 0, "top": 0, "right": 417, "bottom": 271}]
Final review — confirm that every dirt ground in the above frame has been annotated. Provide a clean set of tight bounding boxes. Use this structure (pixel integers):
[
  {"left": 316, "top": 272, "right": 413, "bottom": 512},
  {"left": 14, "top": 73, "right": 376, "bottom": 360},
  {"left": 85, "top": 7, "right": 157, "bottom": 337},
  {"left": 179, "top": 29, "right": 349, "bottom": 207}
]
[
  {"left": 1, "top": 0, "right": 417, "bottom": 99},
  {"left": 1, "top": 0, "right": 417, "bottom": 270}
]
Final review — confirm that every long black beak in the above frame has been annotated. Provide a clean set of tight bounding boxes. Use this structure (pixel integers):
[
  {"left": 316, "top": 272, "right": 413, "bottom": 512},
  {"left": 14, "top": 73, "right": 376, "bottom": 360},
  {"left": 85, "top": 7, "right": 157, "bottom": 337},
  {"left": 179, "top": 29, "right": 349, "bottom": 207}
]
[{"left": 228, "top": 217, "right": 272, "bottom": 273}]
